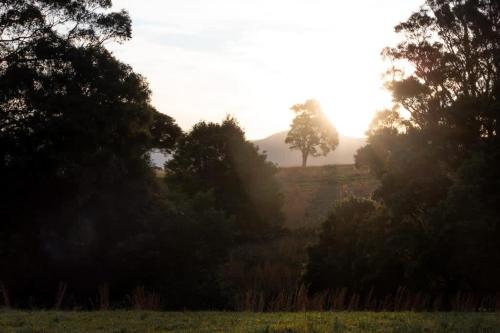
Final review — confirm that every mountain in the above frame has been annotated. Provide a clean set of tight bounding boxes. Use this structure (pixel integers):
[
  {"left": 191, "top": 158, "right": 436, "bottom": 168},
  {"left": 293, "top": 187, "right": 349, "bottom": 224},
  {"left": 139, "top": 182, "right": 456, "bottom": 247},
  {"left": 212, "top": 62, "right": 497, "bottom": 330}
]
[
  {"left": 253, "top": 131, "right": 366, "bottom": 167},
  {"left": 151, "top": 131, "right": 366, "bottom": 168}
]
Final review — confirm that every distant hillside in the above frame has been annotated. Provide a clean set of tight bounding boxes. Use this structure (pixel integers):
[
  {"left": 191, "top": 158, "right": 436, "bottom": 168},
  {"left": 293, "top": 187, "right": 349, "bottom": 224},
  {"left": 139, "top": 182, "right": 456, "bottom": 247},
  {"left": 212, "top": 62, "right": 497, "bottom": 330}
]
[
  {"left": 254, "top": 131, "right": 366, "bottom": 167},
  {"left": 151, "top": 131, "right": 366, "bottom": 168},
  {"left": 276, "top": 165, "right": 379, "bottom": 229}
]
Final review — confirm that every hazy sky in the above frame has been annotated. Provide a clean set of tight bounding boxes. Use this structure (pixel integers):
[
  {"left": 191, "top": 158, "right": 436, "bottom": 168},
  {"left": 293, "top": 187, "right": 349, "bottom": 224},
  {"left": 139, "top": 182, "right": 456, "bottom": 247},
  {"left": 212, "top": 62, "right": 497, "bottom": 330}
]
[{"left": 110, "top": 0, "right": 421, "bottom": 139}]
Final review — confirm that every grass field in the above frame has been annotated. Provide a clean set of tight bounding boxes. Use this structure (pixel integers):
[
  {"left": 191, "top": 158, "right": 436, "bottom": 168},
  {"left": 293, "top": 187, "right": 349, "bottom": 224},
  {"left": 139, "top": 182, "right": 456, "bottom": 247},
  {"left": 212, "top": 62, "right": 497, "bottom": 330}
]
[
  {"left": 276, "top": 165, "right": 379, "bottom": 229},
  {"left": 1, "top": 311, "right": 499, "bottom": 333}
]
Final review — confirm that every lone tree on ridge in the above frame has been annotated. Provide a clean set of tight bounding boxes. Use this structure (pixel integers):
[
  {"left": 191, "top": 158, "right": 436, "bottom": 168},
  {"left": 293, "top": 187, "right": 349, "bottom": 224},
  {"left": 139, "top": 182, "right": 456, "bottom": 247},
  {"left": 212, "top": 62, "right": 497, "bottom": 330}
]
[{"left": 285, "top": 99, "right": 339, "bottom": 167}]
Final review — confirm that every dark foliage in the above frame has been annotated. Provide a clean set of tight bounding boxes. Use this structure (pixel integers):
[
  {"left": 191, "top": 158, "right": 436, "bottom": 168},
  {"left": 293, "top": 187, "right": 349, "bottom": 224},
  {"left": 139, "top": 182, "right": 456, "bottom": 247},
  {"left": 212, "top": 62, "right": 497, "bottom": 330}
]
[
  {"left": 166, "top": 118, "right": 284, "bottom": 239},
  {"left": 305, "top": 198, "right": 403, "bottom": 295},
  {"left": 0, "top": 0, "right": 231, "bottom": 309},
  {"left": 348, "top": 0, "right": 500, "bottom": 295}
]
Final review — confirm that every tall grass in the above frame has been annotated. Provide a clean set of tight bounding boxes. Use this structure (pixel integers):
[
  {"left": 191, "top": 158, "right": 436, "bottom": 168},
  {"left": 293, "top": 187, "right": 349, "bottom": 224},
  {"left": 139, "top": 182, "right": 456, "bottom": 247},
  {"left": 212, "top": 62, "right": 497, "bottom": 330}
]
[
  {"left": 234, "top": 286, "right": 500, "bottom": 312},
  {"left": 53, "top": 282, "right": 67, "bottom": 310},
  {"left": 0, "top": 282, "right": 11, "bottom": 308},
  {"left": 129, "top": 286, "right": 161, "bottom": 311},
  {"left": 1, "top": 281, "right": 499, "bottom": 312},
  {"left": 98, "top": 284, "right": 110, "bottom": 311}
]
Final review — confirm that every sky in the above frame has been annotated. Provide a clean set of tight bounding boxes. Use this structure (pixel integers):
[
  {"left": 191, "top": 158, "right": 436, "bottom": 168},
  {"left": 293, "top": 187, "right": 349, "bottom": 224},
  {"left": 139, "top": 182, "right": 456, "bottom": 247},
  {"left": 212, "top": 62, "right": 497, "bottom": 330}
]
[{"left": 110, "top": 0, "right": 422, "bottom": 139}]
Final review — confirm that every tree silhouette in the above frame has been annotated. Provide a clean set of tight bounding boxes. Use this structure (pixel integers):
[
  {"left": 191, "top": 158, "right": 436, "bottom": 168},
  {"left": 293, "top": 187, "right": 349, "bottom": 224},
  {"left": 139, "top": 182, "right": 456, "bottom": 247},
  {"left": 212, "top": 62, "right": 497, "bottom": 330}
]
[
  {"left": 166, "top": 117, "right": 284, "bottom": 239},
  {"left": 304, "top": 198, "right": 395, "bottom": 294},
  {"left": 0, "top": 0, "right": 131, "bottom": 64},
  {"left": 0, "top": 0, "right": 186, "bottom": 306},
  {"left": 285, "top": 99, "right": 339, "bottom": 167},
  {"left": 355, "top": 0, "right": 500, "bottom": 293}
]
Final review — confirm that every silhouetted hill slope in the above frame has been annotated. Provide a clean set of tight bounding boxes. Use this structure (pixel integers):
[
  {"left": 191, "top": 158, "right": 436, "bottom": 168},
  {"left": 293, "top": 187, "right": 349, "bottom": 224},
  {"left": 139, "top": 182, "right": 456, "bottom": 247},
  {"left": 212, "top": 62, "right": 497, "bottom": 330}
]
[
  {"left": 254, "top": 131, "right": 366, "bottom": 167},
  {"left": 276, "top": 165, "right": 379, "bottom": 229}
]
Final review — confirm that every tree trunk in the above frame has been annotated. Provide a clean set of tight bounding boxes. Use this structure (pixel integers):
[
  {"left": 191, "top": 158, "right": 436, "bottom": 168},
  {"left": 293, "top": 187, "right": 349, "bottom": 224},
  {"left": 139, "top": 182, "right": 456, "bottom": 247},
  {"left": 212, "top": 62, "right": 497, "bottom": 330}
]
[{"left": 302, "top": 151, "right": 308, "bottom": 168}]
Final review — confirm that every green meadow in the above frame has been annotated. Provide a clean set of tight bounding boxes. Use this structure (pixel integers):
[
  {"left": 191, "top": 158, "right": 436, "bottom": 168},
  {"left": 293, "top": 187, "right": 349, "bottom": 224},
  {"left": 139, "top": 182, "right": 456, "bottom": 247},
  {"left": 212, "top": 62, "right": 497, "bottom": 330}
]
[{"left": 1, "top": 311, "right": 499, "bottom": 333}]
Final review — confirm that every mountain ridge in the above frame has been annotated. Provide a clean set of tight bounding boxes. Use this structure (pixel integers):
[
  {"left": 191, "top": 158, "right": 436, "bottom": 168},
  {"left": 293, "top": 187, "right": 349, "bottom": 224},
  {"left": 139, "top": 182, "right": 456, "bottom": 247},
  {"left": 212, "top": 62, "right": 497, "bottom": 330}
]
[
  {"left": 253, "top": 131, "right": 366, "bottom": 167},
  {"left": 151, "top": 131, "right": 366, "bottom": 168}
]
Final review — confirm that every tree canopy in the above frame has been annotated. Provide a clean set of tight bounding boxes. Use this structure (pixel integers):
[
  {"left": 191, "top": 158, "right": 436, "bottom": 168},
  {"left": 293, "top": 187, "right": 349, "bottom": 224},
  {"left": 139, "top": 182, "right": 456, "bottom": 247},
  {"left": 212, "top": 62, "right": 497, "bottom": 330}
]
[
  {"left": 0, "top": 0, "right": 191, "bottom": 307},
  {"left": 305, "top": 198, "right": 399, "bottom": 295},
  {"left": 285, "top": 99, "right": 339, "bottom": 167},
  {"left": 352, "top": 0, "right": 500, "bottom": 294},
  {"left": 0, "top": 0, "right": 131, "bottom": 59},
  {"left": 166, "top": 117, "right": 284, "bottom": 239}
]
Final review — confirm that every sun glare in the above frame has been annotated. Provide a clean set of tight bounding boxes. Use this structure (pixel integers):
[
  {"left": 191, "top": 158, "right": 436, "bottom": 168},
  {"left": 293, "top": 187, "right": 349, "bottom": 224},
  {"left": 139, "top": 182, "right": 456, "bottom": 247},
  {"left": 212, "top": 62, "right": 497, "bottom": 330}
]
[
  {"left": 320, "top": 87, "right": 393, "bottom": 138},
  {"left": 110, "top": 0, "right": 417, "bottom": 140}
]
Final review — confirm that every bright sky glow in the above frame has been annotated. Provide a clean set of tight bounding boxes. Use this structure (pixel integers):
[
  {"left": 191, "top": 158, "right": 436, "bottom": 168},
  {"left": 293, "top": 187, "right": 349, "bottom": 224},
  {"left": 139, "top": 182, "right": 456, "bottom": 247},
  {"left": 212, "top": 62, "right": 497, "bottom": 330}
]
[{"left": 110, "top": 0, "right": 421, "bottom": 139}]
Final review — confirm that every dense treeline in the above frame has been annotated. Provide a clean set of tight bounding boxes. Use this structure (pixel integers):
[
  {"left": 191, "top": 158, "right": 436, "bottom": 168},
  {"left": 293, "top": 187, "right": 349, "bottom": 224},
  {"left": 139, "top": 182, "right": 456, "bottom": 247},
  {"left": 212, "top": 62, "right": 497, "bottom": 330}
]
[
  {"left": 307, "top": 0, "right": 500, "bottom": 302},
  {"left": 0, "top": 0, "right": 282, "bottom": 309},
  {"left": 1, "top": 0, "right": 499, "bottom": 311}
]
